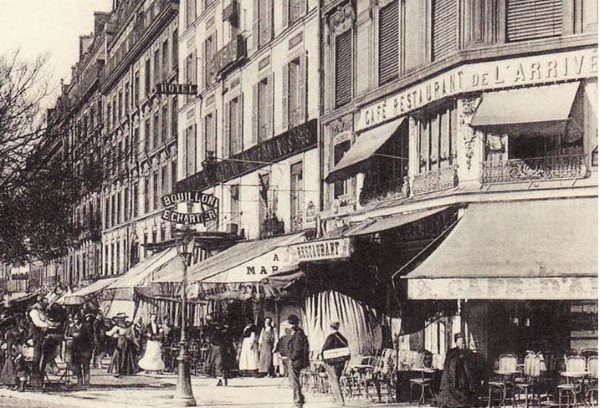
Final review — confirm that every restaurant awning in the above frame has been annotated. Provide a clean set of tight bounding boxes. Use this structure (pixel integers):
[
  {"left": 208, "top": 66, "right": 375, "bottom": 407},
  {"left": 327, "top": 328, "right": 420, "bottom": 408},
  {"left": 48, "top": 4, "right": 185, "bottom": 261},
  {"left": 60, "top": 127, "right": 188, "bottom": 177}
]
[
  {"left": 155, "top": 233, "right": 306, "bottom": 300},
  {"left": 470, "top": 82, "right": 580, "bottom": 135},
  {"left": 404, "top": 198, "right": 598, "bottom": 300},
  {"left": 62, "top": 277, "right": 118, "bottom": 306},
  {"left": 344, "top": 206, "right": 450, "bottom": 236},
  {"left": 326, "top": 118, "right": 406, "bottom": 182}
]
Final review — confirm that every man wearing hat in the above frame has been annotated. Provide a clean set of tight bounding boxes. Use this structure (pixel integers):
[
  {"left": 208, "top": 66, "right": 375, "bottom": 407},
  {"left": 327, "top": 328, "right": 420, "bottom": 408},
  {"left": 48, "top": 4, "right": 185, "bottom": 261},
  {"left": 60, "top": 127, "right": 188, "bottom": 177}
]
[
  {"left": 322, "top": 322, "right": 348, "bottom": 405},
  {"left": 437, "top": 332, "right": 476, "bottom": 408},
  {"left": 286, "top": 315, "right": 309, "bottom": 405}
]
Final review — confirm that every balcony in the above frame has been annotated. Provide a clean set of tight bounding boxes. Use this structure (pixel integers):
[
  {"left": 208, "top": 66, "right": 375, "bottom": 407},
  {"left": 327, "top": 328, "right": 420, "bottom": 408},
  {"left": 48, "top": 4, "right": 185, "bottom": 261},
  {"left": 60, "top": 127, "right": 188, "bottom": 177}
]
[
  {"left": 480, "top": 154, "right": 588, "bottom": 184},
  {"left": 209, "top": 34, "right": 246, "bottom": 77},
  {"left": 412, "top": 166, "right": 458, "bottom": 195},
  {"left": 359, "top": 177, "right": 408, "bottom": 206},
  {"left": 222, "top": 0, "right": 238, "bottom": 25}
]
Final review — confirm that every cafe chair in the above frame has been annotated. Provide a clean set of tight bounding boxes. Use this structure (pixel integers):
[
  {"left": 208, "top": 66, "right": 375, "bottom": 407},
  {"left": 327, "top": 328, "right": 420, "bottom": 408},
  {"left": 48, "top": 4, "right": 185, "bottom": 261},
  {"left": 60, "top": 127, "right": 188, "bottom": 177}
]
[
  {"left": 515, "top": 351, "right": 546, "bottom": 408},
  {"left": 487, "top": 353, "right": 518, "bottom": 408},
  {"left": 557, "top": 355, "right": 587, "bottom": 407},
  {"left": 585, "top": 356, "right": 598, "bottom": 407},
  {"left": 409, "top": 363, "right": 435, "bottom": 406}
]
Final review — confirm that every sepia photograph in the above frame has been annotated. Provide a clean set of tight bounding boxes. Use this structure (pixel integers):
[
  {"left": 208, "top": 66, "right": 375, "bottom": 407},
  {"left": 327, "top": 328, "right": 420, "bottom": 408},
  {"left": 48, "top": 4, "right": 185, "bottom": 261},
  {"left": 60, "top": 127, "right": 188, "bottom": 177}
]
[{"left": 0, "top": 0, "right": 597, "bottom": 407}]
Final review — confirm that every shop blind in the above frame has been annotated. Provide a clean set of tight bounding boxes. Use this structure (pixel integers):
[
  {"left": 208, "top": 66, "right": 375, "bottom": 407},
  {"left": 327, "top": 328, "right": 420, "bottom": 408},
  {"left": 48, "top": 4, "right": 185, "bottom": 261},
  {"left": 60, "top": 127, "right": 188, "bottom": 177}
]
[
  {"left": 378, "top": 1, "right": 399, "bottom": 85},
  {"left": 506, "top": 0, "right": 562, "bottom": 42},
  {"left": 335, "top": 30, "right": 353, "bottom": 108},
  {"left": 432, "top": 0, "right": 458, "bottom": 61}
]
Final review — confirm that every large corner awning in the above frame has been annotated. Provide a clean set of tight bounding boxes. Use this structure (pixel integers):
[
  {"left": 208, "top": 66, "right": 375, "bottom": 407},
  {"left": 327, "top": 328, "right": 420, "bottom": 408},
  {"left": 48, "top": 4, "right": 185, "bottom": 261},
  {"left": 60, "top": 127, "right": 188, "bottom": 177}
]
[
  {"left": 470, "top": 82, "right": 580, "bottom": 134},
  {"left": 62, "top": 277, "right": 118, "bottom": 305},
  {"left": 326, "top": 117, "right": 406, "bottom": 182},
  {"left": 344, "top": 206, "right": 450, "bottom": 237},
  {"left": 404, "top": 198, "right": 598, "bottom": 300}
]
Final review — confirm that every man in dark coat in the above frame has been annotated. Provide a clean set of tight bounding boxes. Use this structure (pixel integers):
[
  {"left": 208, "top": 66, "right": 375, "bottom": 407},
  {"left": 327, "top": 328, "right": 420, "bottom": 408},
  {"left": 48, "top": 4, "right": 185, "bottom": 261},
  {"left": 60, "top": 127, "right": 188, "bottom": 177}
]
[
  {"left": 205, "top": 315, "right": 231, "bottom": 386},
  {"left": 92, "top": 312, "right": 106, "bottom": 368},
  {"left": 286, "top": 314, "right": 309, "bottom": 405},
  {"left": 437, "top": 333, "right": 476, "bottom": 408},
  {"left": 322, "top": 321, "right": 348, "bottom": 405}
]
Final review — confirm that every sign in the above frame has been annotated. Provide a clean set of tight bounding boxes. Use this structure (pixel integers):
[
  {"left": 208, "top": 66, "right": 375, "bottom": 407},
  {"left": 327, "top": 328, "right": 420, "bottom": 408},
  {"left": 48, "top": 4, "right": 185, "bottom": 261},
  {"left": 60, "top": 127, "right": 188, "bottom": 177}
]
[
  {"left": 289, "top": 238, "right": 353, "bottom": 263},
  {"left": 156, "top": 83, "right": 198, "bottom": 95},
  {"left": 161, "top": 191, "right": 219, "bottom": 208},
  {"left": 161, "top": 208, "right": 218, "bottom": 225},
  {"left": 356, "top": 47, "right": 598, "bottom": 131},
  {"left": 177, "top": 118, "right": 318, "bottom": 192}
]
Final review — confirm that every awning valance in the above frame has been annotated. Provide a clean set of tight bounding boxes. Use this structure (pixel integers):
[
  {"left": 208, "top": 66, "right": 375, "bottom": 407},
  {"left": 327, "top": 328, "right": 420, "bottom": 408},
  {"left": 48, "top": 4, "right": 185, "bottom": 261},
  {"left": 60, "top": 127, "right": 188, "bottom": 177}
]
[
  {"left": 62, "top": 277, "right": 118, "bottom": 305},
  {"left": 326, "top": 118, "right": 406, "bottom": 182},
  {"left": 344, "top": 206, "right": 450, "bottom": 236},
  {"left": 404, "top": 198, "right": 598, "bottom": 300},
  {"left": 470, "top": 82, "right": 580, "bottom": 134}
]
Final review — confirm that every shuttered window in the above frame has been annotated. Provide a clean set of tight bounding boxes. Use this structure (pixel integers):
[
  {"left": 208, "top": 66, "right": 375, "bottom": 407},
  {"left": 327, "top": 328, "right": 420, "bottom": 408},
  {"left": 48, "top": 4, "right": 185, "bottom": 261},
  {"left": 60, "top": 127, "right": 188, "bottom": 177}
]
[
  {"left": 185, "top": 125, "right": 196, "bottom": 176},
  {"left": 258, "top": 76, "right": 273, "bottom": 142},
  {"left": 335, "top": 30, "right": 352, "bottom": 108},
  {"left": 506, "top": 0, "right": 562, "bottom": 42},
  {"left": 333, "top": 141, "right": 351, "bottom": 198},
  {"left": 205, "top": 113, "right": 216, "bottom": 159},
  {"left": 379, "top": 1, "right": 399, "bottom": 85},
  {"left": 432, "top": 0, "right": 458, "bottom": 61}
]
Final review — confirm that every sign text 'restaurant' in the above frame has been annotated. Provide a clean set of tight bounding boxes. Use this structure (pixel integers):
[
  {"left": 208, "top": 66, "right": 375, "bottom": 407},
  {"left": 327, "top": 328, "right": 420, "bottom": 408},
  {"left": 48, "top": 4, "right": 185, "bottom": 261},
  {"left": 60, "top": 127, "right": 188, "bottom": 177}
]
[{"left": 289, "top": 238, "right": 353, "bottom": 262}]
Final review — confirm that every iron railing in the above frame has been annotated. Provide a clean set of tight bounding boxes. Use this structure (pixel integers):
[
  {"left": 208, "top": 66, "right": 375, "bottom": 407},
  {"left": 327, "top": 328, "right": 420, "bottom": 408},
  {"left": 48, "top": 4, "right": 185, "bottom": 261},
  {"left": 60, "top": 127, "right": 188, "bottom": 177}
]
[
  {"left": 412, "top": 166, "right": 458, "bottom": 195},
  {"left": 480, "top": 154, "right": 587, "bottom": 184}
]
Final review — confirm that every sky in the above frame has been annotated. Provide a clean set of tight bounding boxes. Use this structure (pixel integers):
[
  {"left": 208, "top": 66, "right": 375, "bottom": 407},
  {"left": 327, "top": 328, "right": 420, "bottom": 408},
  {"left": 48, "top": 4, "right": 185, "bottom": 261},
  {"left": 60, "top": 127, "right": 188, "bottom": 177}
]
[{"left": 0, "top": 0, "right": 113, "bottom": 100}]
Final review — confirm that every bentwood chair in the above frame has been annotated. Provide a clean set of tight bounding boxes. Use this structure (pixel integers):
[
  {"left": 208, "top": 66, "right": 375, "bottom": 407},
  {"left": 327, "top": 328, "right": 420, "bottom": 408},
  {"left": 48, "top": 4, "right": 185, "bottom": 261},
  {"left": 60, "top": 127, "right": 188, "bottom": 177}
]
[
  {"left": 488, "top": 353, "right": 519, "bottom": 407},
  {"left": 515, "top": 351, "right": 546, "bottom": 407},
  {"left": 557, "top": 355, "right": 587, "bottom": 407},
  {"left": 585, "top": 356, "right": 598, "bottom": 407}
]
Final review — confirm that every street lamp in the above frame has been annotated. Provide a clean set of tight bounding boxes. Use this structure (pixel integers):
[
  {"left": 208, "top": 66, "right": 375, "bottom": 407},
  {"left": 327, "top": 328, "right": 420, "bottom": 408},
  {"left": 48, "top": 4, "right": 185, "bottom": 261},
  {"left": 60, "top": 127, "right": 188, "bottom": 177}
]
[{"left": 173, "top": 228, "right": 197, "bottom": 406}]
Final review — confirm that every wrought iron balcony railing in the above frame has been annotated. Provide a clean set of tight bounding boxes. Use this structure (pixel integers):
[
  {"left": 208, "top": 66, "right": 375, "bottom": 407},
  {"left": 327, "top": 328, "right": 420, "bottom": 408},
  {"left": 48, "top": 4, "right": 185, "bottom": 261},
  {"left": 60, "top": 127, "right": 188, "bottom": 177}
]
[
  {"left": 480, "top": 154, "right": 587, "bottom": 184},
  {"left": 359, "top": 177, "right": 408, "bottom": 206},
  {"left": 412, "top": 166, "right": 458, "bottom": 195}
]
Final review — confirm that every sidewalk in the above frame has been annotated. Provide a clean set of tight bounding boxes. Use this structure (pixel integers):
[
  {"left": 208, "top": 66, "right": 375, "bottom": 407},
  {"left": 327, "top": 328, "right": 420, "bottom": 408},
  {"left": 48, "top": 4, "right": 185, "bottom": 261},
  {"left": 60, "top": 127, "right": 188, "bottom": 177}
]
[{"left": 0, "top": 368, "right": 417, "bottom": 408}]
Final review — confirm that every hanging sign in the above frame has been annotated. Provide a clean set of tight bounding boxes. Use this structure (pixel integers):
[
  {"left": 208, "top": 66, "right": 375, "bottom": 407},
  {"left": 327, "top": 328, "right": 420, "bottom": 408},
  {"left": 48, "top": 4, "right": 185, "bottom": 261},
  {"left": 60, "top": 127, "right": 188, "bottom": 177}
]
[
  {"left": 160, "top": 191, "right": 219, "bottom": 225},
  {"left": 161, "top": 191, "right": 219, "bottom": 208},
  {"left": 161, "top": 208, "right": 218, "bottom": 225},
  {"left": 288, "top": 238, "right": 353, "bottom": 263},
  {"left": 156, "top": 83, "right": 198, "bottom": 95}
]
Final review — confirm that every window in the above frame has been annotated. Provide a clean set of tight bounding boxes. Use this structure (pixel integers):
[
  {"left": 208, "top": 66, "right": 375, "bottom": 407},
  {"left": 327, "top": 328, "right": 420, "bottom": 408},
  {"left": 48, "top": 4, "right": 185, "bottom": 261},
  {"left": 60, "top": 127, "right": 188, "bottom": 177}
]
[
  {"left": 111, "top": 194, "right": 116, "bottom": 227},
  {"left": 257, "top": 0, "right": 273, "bottom": 48},
  {"left": 118, "top": 91, "right": 123, "bottom": 119},
  {"left": 230, "top": 184, "right": 240, "bottom": 224},
  {"left": 432, "top": 0, "right": 458, "bottom": 61},
  {"left": 171, "top": 160, "right": 177, "bottom": 191},
  {"left": 204, "top": 36, "right": 214, "bottom": 86},
  {"left": 185, "top": 52, "right": 197, "bottom": 102},
  {"left": 153, "top": 171, "right": 159, "bottom": 210},
  {"left": 257, "top": 76, "right": 273, "bottom": 142},
  {"left": 185, "top": 125, "right": 197, "bottom": 176},
  {"left": 417, "top": 103, "right": 458, "bottom": 173},
  {"left": 107, "top": 103, "right": 112, "bottom": 132},
  {"left": 133, "top": 127, "right": 140, "bottom": 155},
  {"left": 110, "top": 243, "right": 115, "bottom": 275},
  {"left": 258, "top": 173, "right": 270, "bottom": 233},
  {"left": 117, "top": 192, "right": 121, "bottom": 224},
  {"left": 154, "top": 48, "right": 161, "bottom": 87},
  {"left": 171, "top": 97, "right": 178, "bottom": 137},
  {"left": 289, "top": 0, "right": 305, "bottom": 25},
  {"left": 335, "top": 30, "right": 352, "bottom": 107},
  {"left": 144, "top": 118, "right": 150, "bottom": 153},
  {"left": 575, "top": 0, "right": 597, "bottom": 33},
  {"left": 186, "top": 0, "right": 196, "bottom": 27},
  {"left": 224, "top": 96, "right": 243, "bottom": 157},
  {"left": 162, "top": 104, "right": 169, "bottom": 141},
  {"left": 379, "top": 1, "right": 399, "bottom": 84},
  {"left": 162, "top": 39, "right": 169, "bottom": 80},
  {"left": 290, "top": 162, "right": 303, "bottom": 231},
  {"left": 134, "top": 71, "right": 140, "bottom": 105},
  {"left": 124, "top": 83, "right": 130, "bottom": 115},
  {"left": 145, "top": 58, "right": 151, "bottom": 96},
  {"left": 153, "top": 110, "right": 159, "bottom": 149},
  {"left": 333, "top": 141, "right": 351, "bottom": 198},
  {"left": 205, "top": 112, "right": 216, "bottom": 159},
  {"left": 506, "top": 0, "right": 562, "bottom": 42},
  {"left": 143, "top": 232, "right": 148, "bottom": 258},
  {"left": 162, "top": 165, "right": 168, "bottom": 196},
  {"left": 404, "top": 0, "right": 427, "bottom": 71},
  {"left": 172, "top": 29, "right": 178, "bottom": 71},
  {"left": 124, "top": 187, "right": 129, "bottom": 221},
  {"left": 112, "top": 97, "right": 117, "bottom": 127},
  {"left": 105, "top": 197, "right": 110, "bottom": 227},
  {"left": 144, "top": 176, "right": 150, "bottom": 213},
  {"left": 285, "top": 57, "right": 306, "bottom": 128},
  {"left": 133, "top": 181, "right": 139, "bottom": 217}
]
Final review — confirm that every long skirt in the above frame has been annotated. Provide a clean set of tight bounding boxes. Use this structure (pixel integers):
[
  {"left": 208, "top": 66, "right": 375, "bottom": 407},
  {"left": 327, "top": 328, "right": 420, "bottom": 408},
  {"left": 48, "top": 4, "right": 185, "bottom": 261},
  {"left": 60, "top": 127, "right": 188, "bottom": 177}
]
[
  {"left": 258, "top": 340, "right": 274, "bottom": 374},
  {"left": 238, "top": 338, "right": 258, "bottom": 371},
  {"left": 138, "top": 340, "right": 165, "bottom": 371},
  {"left": 0, "top": 358, "right": 17, "bottom": 386},
  {"left": 108, "top": 336, "right": 139, "bottom": 376}
]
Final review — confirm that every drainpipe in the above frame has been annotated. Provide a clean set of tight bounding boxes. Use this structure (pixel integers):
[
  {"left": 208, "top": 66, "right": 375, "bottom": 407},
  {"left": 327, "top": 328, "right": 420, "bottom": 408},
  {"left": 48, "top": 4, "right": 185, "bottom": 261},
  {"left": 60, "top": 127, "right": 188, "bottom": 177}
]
[{"left": 317, "top": 0, "right": 324, "bottom": 238}]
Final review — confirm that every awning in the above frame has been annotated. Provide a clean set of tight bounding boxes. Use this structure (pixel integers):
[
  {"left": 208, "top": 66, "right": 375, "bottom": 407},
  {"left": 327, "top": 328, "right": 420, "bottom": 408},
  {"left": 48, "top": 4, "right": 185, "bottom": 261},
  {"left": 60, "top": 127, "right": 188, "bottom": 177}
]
[
  {"left": 104, "top": 247, "right": 182, "bottom": 300},
  {"left": 404, "top": 198, "right": 598, "bottom": 300},
  {"left": 155, "top": 233, "right": 306, "bottom": 300},
  {"left": 470, "top": 82, "right": 580, "bottom": 134},
  {"left": 62, "top": 277, "right": 118, "bottom": 306},
  {"left": 326, "top": 118, "right": 406, "bottom": 182},
  {"left": 344, "top": 206, "right": 450, "bottom": 236}
]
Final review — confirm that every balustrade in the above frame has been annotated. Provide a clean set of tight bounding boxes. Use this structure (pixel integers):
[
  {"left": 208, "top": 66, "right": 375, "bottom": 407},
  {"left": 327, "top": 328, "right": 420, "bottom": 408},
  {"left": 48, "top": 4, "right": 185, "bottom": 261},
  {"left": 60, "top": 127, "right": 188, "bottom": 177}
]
[
  {"left": 480, "top": 154, "right": 587, "bottom": 184},
  {"left": 412, "top": 166, "right": 458, "bottom": 195},
  {"left": 359, "top": 177, "right": 408, "bottom": 206}
]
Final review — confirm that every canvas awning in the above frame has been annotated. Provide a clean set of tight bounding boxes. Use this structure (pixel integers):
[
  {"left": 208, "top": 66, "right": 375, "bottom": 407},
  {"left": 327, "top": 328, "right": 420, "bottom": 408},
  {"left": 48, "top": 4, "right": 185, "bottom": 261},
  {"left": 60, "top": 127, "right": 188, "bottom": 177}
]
[
  {"left": 470, "top": 82, "right": 580, "bottom": 134},
  {"left": 343, "top": 206, "right": 450, "bottom": 236},
  {"left": 404, "top": 198, "right": 598, "bottom": 300},
  {"left": 155, "top": 233, "right": 306, "bottom": 300},
  {"left": 62, "top": 277, "right": 118, "bottom": 305},
  {"left": 326, "top": 118, "right": 406, "bottom": 182}
]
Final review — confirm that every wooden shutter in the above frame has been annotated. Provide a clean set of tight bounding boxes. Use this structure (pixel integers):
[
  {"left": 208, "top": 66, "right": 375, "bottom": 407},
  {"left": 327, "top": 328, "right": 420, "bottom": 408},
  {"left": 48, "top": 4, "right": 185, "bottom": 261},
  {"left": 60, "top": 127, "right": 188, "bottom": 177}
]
[
  {"left": 282, "top": 0, "right": 289, "bottom": 29},
  {"left": 335, "top": 30, "right": 352, "bottom": 108},
  {"left": 506, "top": 0, "right": 562, "bottom": 42},
  {"left": 223, "top": 101, "right": 231, "bottom": 158},
  {"left": 432, "top": 0, "right": 458, "bottom": 61},
  {"left": 199, "top": 47, "right": 205, "bottom": 90},
  {"left": 379, "top": 1, "right": 399, "bottom": 84},
  {"left": 282, "top": 64, "right": 289, "bottom": 131},
  {"left": 237, "top": 93, "right": 244, "bottom": 153},
  {"left": 299, "top": 0, "right": 307, "bottom": 16},
  {"left": 253, "top": 0, "right": 260, "bottom": 50},
  {"left": 266, "top": 73, "right": 274, "bottom": 139},
  {"left": 252, "top": 83, "right": 258, "bottom": 145},
  {"left": 298, "top": 53, "right": 307, "bottom": 125}
]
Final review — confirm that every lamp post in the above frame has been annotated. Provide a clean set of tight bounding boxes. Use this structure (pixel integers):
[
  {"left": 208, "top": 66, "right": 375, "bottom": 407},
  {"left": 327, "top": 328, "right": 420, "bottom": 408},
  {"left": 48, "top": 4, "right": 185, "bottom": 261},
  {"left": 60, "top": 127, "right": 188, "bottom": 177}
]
[{"left": 173, "top": 223, "right": 197, "bottom": 406}]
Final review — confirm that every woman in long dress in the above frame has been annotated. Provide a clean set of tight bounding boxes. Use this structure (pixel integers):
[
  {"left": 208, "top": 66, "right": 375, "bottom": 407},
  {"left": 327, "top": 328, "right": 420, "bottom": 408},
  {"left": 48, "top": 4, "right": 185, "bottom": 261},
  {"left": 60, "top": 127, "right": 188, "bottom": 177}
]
[
  {"left": 138, "top": 314, "right": 165, "bottom": 373},
  {"left": 106, "top": 314, "right": 139, "bottom": 377},
  {"left": 258, "top": 317, "right": 278, "bottom": 377},
  {"left": 238, "top": 320, "right": 258, "bottom": 376}
]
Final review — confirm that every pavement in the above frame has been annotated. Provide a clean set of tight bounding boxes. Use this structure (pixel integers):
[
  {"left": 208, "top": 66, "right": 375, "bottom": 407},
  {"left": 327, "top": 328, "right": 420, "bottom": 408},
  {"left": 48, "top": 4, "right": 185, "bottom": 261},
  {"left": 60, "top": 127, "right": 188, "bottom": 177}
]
[{"left": 0, "top": 365, "right": 419, "bottom": 408}]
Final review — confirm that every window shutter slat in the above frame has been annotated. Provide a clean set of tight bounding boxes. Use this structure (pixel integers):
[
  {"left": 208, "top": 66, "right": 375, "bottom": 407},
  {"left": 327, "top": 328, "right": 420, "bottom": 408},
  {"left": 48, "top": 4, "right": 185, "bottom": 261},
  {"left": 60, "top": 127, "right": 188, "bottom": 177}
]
[
  {"left": 282, "top": 0, "right": 289, "bottom": 29},
  {"left": 237, "top": 93, "right": 244, "bottom": 154},
  {"left": 266, "top": 73, "right": 274, "bottom": 139},
  {"left": 335, "top": 30, "right": 352, "bottom": 108},
  {"left": 282, "top": 64, "right": 289, "bottom": 131},
  {"left": 432, "top": 0, "right": 458, "bottom": 61},
  {"left": 253, "top": 0, "right": 260, "bottom": 50},
  {"left": 298, "top": 52, "right": 307, "bottom": 125},
  {"left": 507, "top": 0, "right": 562, "bottom": 42},
  {"left": 378, "top": 1, "right": 399, "bottom": 85},
  {"left": 223, "top": 101, "right": 231, "bottom": 158},
  {"left": 252, "top": 84, "right": 258, "bottom": 145}
]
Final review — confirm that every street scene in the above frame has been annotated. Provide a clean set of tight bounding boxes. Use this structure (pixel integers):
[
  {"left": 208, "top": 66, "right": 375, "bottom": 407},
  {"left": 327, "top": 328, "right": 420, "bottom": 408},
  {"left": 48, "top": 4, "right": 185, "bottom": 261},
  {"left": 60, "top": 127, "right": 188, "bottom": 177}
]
[{"left": 0, "top": 0, "right": 597, "bottom": 407}]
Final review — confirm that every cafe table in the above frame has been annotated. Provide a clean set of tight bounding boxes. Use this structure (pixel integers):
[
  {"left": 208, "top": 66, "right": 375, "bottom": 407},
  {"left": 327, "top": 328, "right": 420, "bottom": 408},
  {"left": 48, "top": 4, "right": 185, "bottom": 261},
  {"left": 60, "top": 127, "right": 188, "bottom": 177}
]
[{"left": 558, "top": 371, "right": 588, "bottom": 407}]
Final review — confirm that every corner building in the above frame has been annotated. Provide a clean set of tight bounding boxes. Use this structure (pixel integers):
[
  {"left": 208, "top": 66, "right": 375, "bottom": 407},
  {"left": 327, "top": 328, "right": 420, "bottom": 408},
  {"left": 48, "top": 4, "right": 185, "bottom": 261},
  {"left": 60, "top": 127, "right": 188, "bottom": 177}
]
[{"left": 313, "top": 0, "right": 597, "bottom": 365}]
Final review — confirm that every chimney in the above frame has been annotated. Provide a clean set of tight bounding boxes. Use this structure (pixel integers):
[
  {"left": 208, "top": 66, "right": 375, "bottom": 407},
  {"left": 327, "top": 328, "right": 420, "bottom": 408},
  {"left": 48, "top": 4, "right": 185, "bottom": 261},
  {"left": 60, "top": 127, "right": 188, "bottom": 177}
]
[
  {"left": 79, "top": 34, "right": 94, "bottom": 59},
  {"left": 93, "top": 11, "right": 111, "bottom": 35}
]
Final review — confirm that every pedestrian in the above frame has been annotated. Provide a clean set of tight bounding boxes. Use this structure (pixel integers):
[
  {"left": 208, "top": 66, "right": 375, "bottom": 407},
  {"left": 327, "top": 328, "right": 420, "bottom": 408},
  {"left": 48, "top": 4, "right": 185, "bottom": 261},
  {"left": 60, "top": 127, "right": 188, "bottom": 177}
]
[
  {"left": 106, "top": 313, "right": 139, "bottom": 377},
  {"left": 274, "top": 324, "right": 292, "bottom": 377},
  {"left": 258, "top": 317, "right": 278, "bottom": 377},
  {"left": 205, "top": 314, "right": 230, "bottom": 386},
  {"left": 238, "top": 319, "right": 258, "bottom": 376},
  {"left": 92, "top": 312, "right": 106, "bottom": 368},
  {"left": 78, "top": 312, "right": 94, "bottom": 385},
  {"left": 286, "top": 314, "right": 309, "bottom": 405},
  {"left": 437, "top": 333, "right": 476, "bottom": 408},
  {"left": 138, "top": 313, "right": 165, "bottom": 374},
  {"left": 322, "top": 322, "right": 350, "bottom": 406}
]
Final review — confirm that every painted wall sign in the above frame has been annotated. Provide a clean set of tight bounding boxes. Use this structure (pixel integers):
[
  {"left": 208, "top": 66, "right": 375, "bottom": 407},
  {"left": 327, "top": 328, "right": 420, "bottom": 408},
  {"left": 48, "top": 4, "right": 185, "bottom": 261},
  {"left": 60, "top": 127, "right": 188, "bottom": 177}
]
[
  {"left": 156, "top": 83, "right": 198, "bottom": 95},
  {"left": 161, "top": 191, "right": 219, "bottom": 208},
  {"left": 161, "top": 208, "right": 218, "bottom": 225},
  {"left": 356, "top": 47, "right": 598, "bottom": 131},
  {"left": 289, "top": 237, "right": 353, "bottom": 263}
]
